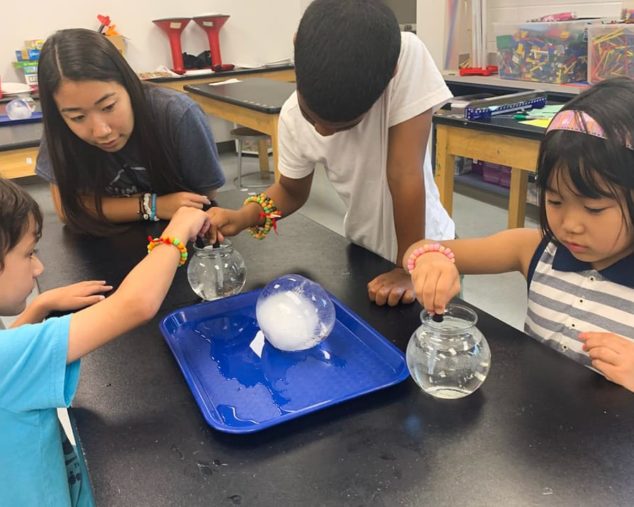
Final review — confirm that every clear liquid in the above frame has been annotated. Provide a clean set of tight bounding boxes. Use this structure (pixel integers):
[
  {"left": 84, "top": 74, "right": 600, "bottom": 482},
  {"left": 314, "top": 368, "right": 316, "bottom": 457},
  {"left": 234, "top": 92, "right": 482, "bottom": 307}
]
[
  {"left": 406, "top": 316, "right": 491, "bottom": 399},
  {"left": 189, "top": 279, "right": 245, "bottom": 301},
  {"left": 187, "top": 257, "right": 246, "bottom": 301}
]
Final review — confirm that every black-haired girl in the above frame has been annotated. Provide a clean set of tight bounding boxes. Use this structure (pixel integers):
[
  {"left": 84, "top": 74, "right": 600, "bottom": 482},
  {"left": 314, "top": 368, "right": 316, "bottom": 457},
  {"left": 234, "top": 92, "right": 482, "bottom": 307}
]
[
  {"left": 405, "top": 77, "right": 634, "bottom": 392},
  {"left": 36, "top": 28, "right": 225, "bottom": 235}
]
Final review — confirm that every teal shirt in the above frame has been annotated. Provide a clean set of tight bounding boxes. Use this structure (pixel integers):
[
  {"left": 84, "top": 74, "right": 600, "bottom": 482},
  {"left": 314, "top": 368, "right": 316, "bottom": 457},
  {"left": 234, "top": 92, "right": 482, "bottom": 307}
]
[{"left": 0, "top": 315, "right": 92, "bottom": 506}]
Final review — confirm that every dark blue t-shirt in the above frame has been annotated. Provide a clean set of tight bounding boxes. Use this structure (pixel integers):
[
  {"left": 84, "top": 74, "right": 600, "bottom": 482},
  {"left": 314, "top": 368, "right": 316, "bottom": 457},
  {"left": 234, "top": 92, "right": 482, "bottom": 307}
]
[{"left": 36, "top": 85, "right": 225, "bottom": 195}]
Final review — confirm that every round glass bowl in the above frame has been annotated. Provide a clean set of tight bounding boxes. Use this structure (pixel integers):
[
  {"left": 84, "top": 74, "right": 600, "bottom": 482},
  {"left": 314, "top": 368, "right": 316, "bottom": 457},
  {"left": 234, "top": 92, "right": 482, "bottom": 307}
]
[
  {"left": 187, "top": 240, "right": 246, "bottom": 301},
  {"left": 406, "top": 304, "right": 491, "bottom": 399}
]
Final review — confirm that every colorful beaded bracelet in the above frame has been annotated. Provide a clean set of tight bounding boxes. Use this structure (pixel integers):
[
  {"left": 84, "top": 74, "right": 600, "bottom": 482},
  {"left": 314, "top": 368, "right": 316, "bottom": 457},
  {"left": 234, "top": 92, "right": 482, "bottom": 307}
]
[
  {"left": 147, "top": 236, "right": 188, "bottom": 266},
  {"left": 243, "top": 193, "right": 282, "bottom": 240},
  {"left": 406, "top": 243, "right": 455, "bottom": 274}
]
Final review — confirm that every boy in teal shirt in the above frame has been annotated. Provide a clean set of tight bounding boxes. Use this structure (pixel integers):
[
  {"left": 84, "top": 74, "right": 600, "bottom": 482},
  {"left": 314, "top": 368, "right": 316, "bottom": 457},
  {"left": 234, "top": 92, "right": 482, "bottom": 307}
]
[{"left": 0, "top": 178, "right": 211, "bottom": 505}]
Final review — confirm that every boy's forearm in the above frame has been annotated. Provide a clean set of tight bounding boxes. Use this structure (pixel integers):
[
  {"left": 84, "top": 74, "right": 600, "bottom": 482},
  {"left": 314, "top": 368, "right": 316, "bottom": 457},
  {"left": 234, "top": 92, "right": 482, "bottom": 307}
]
[
  {"left": 66, "top": 234, "right": 184, "bottom": 362},
  {"left": 238, "top": 175, "right": 313, "bottom": 227},
  {"left": 9, "top": 297, "right": 50, "bottom": 327},
  {"left": 390, "top": 178, "right": 425, "bottom": 263}
]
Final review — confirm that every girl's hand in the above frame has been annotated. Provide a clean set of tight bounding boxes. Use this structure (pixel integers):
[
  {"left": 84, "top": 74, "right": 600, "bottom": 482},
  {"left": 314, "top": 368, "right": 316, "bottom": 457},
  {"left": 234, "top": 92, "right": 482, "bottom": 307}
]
[
  {"left": 206, "top": 207, "right": 252, "bottom": 243},
  {"left": 37, "top": 280, "right": 113, "bottom": 313},
  {"left": 580, "top": 332, "right": 634, "bottom": 392},
  {"left": 162, "top": 207, "right": 211, "bottom": 242},
  {"left": 156, "top": 192, "right": 212, "bottom": 219},
  {"left": 410, "top": 253, "right": 460, "bottom": 315}
]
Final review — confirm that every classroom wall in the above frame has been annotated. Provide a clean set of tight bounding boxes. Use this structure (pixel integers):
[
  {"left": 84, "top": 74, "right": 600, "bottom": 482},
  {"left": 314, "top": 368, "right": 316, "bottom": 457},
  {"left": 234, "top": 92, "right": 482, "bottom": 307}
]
[
  {"left": 1, "top": 0, "right": 303, "bottom": 83},
  {"left": 416, "top": 0, "right": 446, "bottom": 65}
]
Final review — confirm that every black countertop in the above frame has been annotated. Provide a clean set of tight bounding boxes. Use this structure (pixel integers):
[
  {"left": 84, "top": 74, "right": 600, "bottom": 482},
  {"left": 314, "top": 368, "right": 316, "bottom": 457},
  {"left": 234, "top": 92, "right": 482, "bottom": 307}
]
[
  {"left": 443, "top": 74, "right": 585, "bottom": 103},
  {"left": 185, "top": 78, "right": 296, "bottom": 114},
  {"left": 35, "top": 191, "right": 634, "bottom": 506},
  {"left": 0, "top": 121, "right": 41, "bottom": 151},
  {"left": 433, "top": 108, "right": 547, "bottom": 141}
]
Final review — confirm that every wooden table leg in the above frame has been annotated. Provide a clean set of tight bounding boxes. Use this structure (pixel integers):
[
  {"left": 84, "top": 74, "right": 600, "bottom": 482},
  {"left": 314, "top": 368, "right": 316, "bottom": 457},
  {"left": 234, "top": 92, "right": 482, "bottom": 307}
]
[
  {"left": 508, "top": 167, "right": 529, "bottom": 229},
  {"left": 434, "top": 124, "right": 456, "bottom": 216}
]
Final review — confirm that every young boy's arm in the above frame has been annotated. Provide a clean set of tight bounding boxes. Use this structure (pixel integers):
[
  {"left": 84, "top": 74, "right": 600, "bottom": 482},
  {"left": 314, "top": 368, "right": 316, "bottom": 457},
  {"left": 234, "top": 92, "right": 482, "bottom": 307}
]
[
  {"left": 10, "top": 281, "right": 112, "bottom": 328},
  {"left": 367, "top": 110, "right": 431, "bottom": 307},
  {"left": 66, "top": 207, "right": 209, "bottom": 362}
]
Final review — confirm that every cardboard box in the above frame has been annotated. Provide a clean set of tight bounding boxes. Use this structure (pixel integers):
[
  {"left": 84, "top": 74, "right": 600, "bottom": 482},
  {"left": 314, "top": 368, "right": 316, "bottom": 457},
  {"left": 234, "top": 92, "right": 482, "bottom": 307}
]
[{"left": 106, "top": 35, "right": 126, "bottom": 55}]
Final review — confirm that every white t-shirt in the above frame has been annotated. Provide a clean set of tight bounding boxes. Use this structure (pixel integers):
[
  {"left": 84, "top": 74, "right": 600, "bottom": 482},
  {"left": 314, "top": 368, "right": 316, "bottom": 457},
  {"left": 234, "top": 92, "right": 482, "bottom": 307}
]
[{"left": 278, "top": 32, "right": 455, "bottom": 263}]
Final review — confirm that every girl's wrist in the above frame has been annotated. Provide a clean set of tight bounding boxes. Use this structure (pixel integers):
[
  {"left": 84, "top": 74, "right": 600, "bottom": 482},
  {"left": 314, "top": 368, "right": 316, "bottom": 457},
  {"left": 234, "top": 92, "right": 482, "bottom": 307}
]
[
  {"left": 406, "top": 243, "right": 455, "bottom": 273},
  {"left": 161, "top": 225, "right": 189, "bottom": 243}
]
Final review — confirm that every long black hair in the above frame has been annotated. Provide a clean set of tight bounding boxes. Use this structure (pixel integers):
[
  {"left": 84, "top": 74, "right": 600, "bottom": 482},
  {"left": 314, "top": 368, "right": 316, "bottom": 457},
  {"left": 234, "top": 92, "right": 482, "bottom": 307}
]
[
  {"left": 38, "top": 28, "right": 189, "bottom": 235},
  {"left": 536, "top": 77, "right": 634, "bottom": 240}
]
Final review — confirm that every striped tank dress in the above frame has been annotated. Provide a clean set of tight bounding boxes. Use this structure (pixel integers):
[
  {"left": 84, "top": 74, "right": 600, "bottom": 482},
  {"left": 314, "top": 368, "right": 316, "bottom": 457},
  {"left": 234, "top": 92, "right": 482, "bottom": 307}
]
[{"left": 525, "top": 238, "right": 634, "bottom": 368}]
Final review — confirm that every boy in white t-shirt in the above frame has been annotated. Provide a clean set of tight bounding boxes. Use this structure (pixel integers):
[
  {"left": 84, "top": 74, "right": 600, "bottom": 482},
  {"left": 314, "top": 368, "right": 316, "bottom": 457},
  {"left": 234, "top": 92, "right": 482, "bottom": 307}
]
[{"left": 208, "top": 0, "right": 455, "bottom": 306}]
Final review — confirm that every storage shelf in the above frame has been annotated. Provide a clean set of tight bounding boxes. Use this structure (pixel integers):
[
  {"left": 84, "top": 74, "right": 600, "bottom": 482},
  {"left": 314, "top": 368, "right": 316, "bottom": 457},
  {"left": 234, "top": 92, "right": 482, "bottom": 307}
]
[
  {"left": 456, "top": 172, "right": 509, "bottom": 197},
  {"left": 454, "top": 172, "right": 539, "bottom": 220}
]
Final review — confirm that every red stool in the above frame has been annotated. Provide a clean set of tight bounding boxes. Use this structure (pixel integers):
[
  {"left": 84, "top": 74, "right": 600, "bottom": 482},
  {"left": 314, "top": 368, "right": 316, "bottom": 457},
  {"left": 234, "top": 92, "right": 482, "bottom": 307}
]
[
  {"left": 152, "top": 17, "right": 191, "bottom": 75},
  {"left": 192, "top": 14, "right": 235, "bottom": 72}
]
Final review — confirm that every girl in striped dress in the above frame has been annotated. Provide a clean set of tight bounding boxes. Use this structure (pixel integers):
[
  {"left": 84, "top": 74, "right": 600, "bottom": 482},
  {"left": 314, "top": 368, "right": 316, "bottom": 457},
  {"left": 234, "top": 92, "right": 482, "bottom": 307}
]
[{"left": 404, "top": 77, "right": 634, "bottom": 392}]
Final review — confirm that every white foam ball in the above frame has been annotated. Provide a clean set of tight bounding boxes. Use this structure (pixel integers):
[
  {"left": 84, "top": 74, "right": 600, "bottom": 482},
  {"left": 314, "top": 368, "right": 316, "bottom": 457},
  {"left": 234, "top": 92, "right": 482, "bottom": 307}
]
[{"left": 257, "top": 291, "right": 323, "bottom": 351}]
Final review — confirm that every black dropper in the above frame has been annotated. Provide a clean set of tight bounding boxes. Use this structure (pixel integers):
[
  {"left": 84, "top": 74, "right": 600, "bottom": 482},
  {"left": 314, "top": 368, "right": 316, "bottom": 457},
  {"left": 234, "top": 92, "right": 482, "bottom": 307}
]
[
  {"left": 432, "top": 313, "right": 444, "bottom": 323},
  {"left": 196, "top": 200, "right": 221, "bottom": 249}
]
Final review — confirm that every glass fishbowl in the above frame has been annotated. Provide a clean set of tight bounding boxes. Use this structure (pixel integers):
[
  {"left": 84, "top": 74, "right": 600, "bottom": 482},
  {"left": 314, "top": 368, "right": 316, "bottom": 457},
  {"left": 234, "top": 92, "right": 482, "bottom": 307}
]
[
  {"left": 406, "top": 304, "right": 491, "bottom": 399},
  {"left": 6, "top": 97, "right": 36, "bottom": 120},
  {"left": 256, "top": 274, "right": 336, "bottom": 352},
  {"left": 187, "top": 240, "right": 246, "bottom": 301}
]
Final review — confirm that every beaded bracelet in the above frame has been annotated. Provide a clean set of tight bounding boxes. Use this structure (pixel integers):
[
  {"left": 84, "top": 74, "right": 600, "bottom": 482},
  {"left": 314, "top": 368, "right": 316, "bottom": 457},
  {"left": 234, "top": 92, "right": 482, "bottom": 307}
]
[
  {"left": 150, "top": 193, "right": 160, "bottom": 222},
  {"left": 147, "top": 236, "right": 188, "bottom": 266},
  {"left": 142, "top": 193, "right": 151, "bottom": 221},
  {"left": 406, "top": 243, "right": 455, "bottom": 274},
  {"left": 243, "top": 193, "right": 282, "bottom": 240}
]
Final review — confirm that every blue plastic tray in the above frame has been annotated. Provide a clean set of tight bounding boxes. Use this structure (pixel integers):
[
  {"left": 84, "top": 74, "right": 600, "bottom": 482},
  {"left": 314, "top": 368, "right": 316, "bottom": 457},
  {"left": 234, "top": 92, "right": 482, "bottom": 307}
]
[
  {"left": 160, "top": 289, "right": 409, "bottom": 434},
  {"left": 0, "top": 111, "right": 42, "bottom": 126}
]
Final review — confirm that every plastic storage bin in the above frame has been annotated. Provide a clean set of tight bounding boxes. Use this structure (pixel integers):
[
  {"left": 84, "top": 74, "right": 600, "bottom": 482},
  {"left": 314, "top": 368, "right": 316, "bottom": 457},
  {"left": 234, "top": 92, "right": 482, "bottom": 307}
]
[
  {"left": 479, "top": 162, "right": 511, "bottom": 188},
  {"left": 588, "top": 24, "right": 634, "bottom": 84},
  {"left": 495, "top": 21, "right": 589, "bottom": 84}
]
